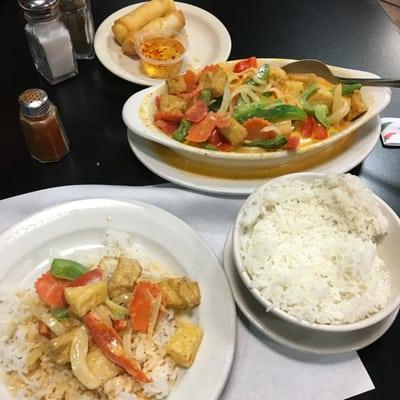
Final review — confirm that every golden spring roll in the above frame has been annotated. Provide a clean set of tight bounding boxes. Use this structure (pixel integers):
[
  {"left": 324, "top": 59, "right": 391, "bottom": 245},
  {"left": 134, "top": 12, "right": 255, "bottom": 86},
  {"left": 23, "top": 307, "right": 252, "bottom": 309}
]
[
  {"left": 112, "top": 0, "right": 176, "bottom": 45},
  {"left": 122, "top": 10, "right": 185, "bottom": 56}
]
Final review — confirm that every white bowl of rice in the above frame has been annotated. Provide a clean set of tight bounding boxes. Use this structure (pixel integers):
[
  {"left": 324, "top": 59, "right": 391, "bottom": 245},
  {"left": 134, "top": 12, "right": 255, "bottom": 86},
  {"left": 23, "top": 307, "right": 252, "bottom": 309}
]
[{"left": 232, "top": 172, "right": 400, "bottom": 332}]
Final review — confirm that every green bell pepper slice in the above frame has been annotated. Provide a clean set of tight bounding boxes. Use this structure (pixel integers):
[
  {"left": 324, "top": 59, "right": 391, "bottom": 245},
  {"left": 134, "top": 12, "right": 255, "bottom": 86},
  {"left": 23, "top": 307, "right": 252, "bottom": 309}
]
[
  {"left": 342, "top": 83, "right": 362, "bottom": 96},
  {"left": 244, "top": 135, "right": 287, "bottom": 149},
  {"left": 50, "top": 258, "right": 88, "bottom": 280},
  {"left": 172, "top": 119, "right": 192, "bottom": 142},
  {"left": 203, "top": 143, "right": 218, "bottom": 151},
  {"left": 248, "top": 64, "right": 270, "bottom": 85},
  {"left": 199, "top": 89, "right": 212, "bottom": 105},
  {"left": 52, "top": 308, "right": 70, "bottom": 320},
  {"left": 233, "top": 103, "right": 306, "bottom": 124},
  {"left": 314, "top": 104, "right": 331, "bottom": 128}
]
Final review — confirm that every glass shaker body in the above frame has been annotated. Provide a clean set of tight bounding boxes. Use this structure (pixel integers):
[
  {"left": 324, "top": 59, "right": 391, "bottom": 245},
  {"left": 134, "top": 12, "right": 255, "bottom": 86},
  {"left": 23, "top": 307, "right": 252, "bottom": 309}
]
[
  {"left": 60, "top": 0, "right": 95, "bottom": 59},
  {"left": 19, "top": 89, "right": 70, "bottom": 163},
  {"left": 23, "top": 9, "right": 78, "bottom": 84}
]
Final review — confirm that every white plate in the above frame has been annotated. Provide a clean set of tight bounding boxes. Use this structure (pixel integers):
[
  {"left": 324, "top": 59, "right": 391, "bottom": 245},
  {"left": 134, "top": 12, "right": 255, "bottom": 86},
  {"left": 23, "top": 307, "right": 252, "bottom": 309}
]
[
  {"left": 94, "top": 2, "right": 231, "bottom": 86},
  {"left": 223, "top": 230, "right": 399, "bottom": 354},
  {"left": 0, "top": 199, "right": 236, "bottom": 400},
  {"left": 127, "top": 115, "right": 381, "bottom": 195}
]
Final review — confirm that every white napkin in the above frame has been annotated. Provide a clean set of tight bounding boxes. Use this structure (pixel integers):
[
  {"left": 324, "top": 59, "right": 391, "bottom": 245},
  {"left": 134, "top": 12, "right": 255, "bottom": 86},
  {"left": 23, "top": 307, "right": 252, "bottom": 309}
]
[{"left": 0, "top": 184, "right": 374, "bottom": 400}]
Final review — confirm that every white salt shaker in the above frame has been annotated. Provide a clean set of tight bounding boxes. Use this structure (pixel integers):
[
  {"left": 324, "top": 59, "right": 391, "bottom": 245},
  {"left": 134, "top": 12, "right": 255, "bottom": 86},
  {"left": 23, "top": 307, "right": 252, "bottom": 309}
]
[{"left": 18, "top": 0, "right": 78, "bottom": 85}]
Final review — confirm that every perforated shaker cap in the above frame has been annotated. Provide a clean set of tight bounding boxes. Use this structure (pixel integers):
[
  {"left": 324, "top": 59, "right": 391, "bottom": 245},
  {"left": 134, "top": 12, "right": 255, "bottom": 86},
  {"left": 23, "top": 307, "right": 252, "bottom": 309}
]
[{"left": 19, "top": 89, "right": 51, "bottom": 117}]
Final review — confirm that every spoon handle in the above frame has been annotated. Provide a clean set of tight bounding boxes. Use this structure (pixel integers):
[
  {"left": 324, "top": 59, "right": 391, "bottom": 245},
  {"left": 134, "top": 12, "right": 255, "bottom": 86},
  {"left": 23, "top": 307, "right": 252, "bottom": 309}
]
[{"left": 336, "top": 77, "right": 400, "bottom": 88}]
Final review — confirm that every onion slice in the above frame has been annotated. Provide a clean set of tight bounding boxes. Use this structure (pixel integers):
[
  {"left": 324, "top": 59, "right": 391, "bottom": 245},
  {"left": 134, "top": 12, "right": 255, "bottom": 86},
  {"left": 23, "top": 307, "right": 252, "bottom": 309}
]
[
  {"left": 70, "top": 326, "right": 99, "bottom": 389},
  {"left": 105, "top": 298, "right": 129, "bottom": 315},
  {"left": 218, "top": 82, "right": 231, "bottom": 114},
  {"left": 33, "top": 310, "right": 66, "bottom": 336},
  {"left": 331, "top": 84, "right": 343, "bottom": 114},
  {"left": 328, "top": 99, "right": 350, "bottom": 125},
  {"left": 122, "top": 327, "right": 135, "bottom": 359}
]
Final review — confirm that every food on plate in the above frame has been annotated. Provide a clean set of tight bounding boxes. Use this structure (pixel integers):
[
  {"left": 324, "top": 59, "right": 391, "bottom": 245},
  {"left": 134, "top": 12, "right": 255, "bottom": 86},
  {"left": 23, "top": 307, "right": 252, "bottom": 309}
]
[
  {"left": 238, "top": 174, "right": 389, "bottom": 325},
  {"left": 0, "top": 230, "right": 202, "bottom": 399},
  {"left": 122, "top": 10, "right": 186, "bottom": 56},
  {"left": 152, "top": 58, "right": 369, "bottom": 152},
  {"left": 135, "top": 30, "right": 187, "bottom": 79},
  {"left": 112, "top": 0, "right": 176, "bottom": 45}
]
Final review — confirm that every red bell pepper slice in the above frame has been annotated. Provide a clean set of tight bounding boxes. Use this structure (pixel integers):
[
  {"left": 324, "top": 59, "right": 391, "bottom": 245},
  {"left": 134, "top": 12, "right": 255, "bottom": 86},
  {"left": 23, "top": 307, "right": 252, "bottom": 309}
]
[
  {"left": 313, "top": 123, "right": 329, "bottom": 140},
  {"left": 130, "top": 282, "right": 162, "bottom": 333},
  {"left": 38, "top": 320, "right": 51, "bottom": 339},
  {"left": 68, "top": 268, "right": 103, "bottom": 288},
  {"left": 154, "top": 119, "right": 179, "bottom": 136},
  {"left": 302, "top": 116, "right": 315, "bottom": 137},
  {"left": 233, "top": 57, "right": 257, "bottom": 73},
  {"left": 84, "top": 312, "right": 151, "bottom": 383},
  {"left": 112, "top": 319, "right": 128, "bottom": 333},
  {"left": 154, "top": 111, "right": 184, "bottom": 123},
  {"left": 286, "top": 135, "right": 301, "bottom": 150}
]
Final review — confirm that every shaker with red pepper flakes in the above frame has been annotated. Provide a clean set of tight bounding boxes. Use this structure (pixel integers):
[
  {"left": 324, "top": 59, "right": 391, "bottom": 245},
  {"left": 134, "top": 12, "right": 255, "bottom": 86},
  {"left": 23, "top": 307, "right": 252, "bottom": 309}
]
[{"left": 19, "top": 88, "right": 70, "bottom": 163}]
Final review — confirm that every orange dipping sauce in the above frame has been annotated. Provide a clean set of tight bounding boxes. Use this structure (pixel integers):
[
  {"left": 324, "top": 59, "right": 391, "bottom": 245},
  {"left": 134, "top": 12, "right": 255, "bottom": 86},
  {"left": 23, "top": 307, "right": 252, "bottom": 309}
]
[{"left": 138, "top": 36, "right": 186, "bottom": 79}]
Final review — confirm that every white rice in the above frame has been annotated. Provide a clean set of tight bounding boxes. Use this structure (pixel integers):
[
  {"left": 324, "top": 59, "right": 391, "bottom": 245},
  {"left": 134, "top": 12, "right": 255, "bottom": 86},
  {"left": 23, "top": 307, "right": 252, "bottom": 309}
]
[
  {"left": 0, "top": 231, "right": 180, "bottom": 399},
  {"left": 239, "top": 174, "right": 390, "bottom": 325}
]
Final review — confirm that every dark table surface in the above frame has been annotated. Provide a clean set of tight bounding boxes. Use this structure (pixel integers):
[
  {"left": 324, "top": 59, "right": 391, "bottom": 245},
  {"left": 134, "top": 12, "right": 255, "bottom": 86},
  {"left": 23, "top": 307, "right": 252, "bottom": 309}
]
[{"left": 1, "top": 0, "right": 400, "bottom": 398}]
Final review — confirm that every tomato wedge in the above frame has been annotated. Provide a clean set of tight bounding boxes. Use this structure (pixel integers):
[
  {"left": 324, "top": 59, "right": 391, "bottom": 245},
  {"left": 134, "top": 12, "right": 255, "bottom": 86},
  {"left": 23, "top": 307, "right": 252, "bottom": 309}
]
[
  {"left": 35, "top": 272, "right": 69, "bottom": 308},
  {"left": 243, "top": 117, "right": 272, "bottom": 139},
  {"left": 233, "top": 57, "right": 257, "bottom": 73},
  {"left": 302, "top": 116, "right": 315, "bottom": 137},
  {"left": 286, "top": 135, "right": 301, "bottom": 150},
  {"left": 130, "top": 282, "right": 162, "bottom": 333},
  {"left": 84, "top": 312, "right": 151, "bottom": 383},
  {"left": 313, "top": 123, "right": 329, "bottom": 140},
  {"left": 186, "top": 114, "right": 216, "bottom": 143},
  {"left": 154, "top": 119, "right": 179, "bottom": 136},
  {"left": 185, "top": 100, "right": 208, "bottom": 123},
  {"left": 68, "top": 268, "right": 102, "bottom": 288},
  {"left": 183, "top": 69, "right": 199, "bottom": 92},
  {"left": 154, "top": 111, "right": 184, "bottom": 123}
]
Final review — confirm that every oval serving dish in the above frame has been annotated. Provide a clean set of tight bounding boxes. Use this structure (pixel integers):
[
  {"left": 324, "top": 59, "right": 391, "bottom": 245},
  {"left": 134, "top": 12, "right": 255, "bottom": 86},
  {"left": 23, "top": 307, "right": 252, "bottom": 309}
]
[{"left": 122, "top": 58, "right": 391, "bottom": 171}]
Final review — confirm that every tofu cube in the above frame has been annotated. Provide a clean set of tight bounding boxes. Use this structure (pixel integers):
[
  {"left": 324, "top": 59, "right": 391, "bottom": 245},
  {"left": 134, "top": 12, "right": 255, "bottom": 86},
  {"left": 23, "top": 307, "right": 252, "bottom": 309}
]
[
  {"left": 167, "top": 324, "right": 203, "bottom": 368},
  {"left": 285, "top": 80, "right": 304, "bottom": 97},
  {"left": 167, "top": 74, "right": 187, "bottom": 95},
  {"left": 159, "top": 278, "right": 201, "bottom": 310},
  {"left": 108, "top": 257, "right": 142, "bottom": 299},
  {"left": 159, "top": 94, "right": 187, "bottom": 113}
]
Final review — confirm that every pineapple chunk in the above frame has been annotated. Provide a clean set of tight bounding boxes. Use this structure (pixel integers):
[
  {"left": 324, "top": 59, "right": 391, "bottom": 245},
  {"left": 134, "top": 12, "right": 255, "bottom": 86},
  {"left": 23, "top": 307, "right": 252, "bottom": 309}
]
[
  {"left": 87, "top": 346, "right": 121, "bottom": 385},
  {"left": 159, "top": 278, "right": 201, "bottom": 310},
  {"left": 167, "top": 324, "right": 203, "bottom": 368},
  {"left": 108, "top": 257, "right": 142, "bottom": 299},
  {"left": 47, "top": 327, "right": 79, "bottom": 364},
  {"left": 65, "top": 282, "right": 108, "bottom": 317},
  {"left": 219, "top": 117, "right": 248, "bottom": 145}
]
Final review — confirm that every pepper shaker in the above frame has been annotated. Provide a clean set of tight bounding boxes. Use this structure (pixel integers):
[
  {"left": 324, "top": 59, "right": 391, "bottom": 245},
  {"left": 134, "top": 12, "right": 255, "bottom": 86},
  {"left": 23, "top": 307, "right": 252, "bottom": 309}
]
[
  {"left": 60, "top": 0, "right": 95, "bottom": 59},
  {"left": 18, "top": 0, "right": 78, "bottom": 85},
  {"left": 19, "top": 89, "right": 70, "bottom": 163}
]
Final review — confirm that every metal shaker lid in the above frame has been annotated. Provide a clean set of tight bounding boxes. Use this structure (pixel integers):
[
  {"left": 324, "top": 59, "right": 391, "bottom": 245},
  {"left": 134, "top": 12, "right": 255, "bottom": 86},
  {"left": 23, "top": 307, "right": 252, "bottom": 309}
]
[
  {"left": 19, "top": 89, "right": 51, "bottom": 117},
  {"left": 18, "top": 0, "right": 59, "bottom": 13}
]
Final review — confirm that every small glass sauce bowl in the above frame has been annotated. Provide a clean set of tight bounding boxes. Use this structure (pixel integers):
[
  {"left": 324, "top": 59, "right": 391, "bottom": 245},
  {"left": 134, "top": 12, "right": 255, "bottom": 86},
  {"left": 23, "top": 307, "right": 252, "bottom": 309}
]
[{"left": 135, "top": 30, "right": 187, "bottom": 79}]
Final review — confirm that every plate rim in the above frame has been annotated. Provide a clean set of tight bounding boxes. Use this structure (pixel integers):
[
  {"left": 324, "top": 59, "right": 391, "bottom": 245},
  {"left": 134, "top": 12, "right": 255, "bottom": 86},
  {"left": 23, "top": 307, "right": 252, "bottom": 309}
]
[
  {"left": 94, "top": 2, "right": 232, "bottom": 86},
  {"left": 126, "top": 115, "right": 381, "bottom": 195},
  {"left": 0, "top": 198, "right": 237, "bottom": 400},
  {"left": 223, "top": 229, "right": 399, "bottom": 355}
]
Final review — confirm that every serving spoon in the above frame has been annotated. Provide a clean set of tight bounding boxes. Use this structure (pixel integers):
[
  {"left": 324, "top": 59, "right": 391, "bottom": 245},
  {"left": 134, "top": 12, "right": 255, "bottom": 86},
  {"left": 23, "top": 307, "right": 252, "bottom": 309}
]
[{"left": 281, "top": 59, "right": 400, "bottom": 87}]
